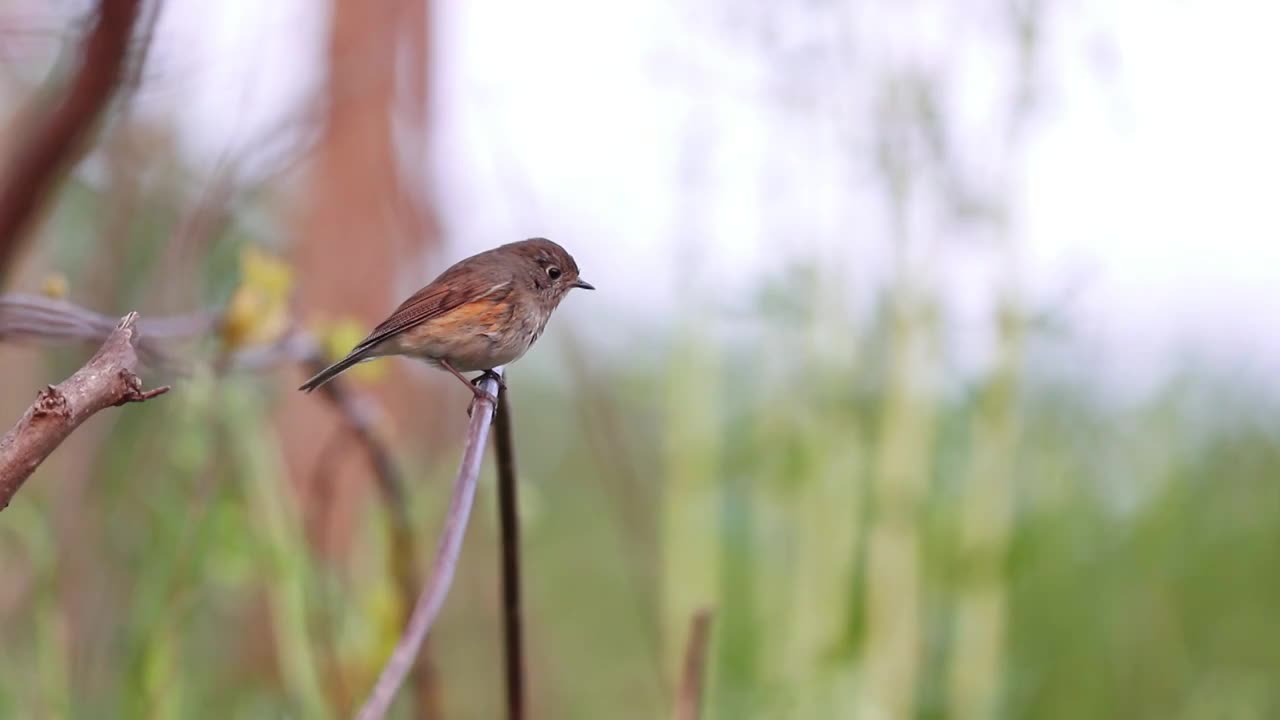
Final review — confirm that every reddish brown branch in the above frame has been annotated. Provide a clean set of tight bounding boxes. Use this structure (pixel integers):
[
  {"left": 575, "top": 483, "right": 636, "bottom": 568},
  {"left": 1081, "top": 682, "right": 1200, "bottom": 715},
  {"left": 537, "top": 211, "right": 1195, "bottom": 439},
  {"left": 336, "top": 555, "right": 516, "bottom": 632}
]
[
  {"left": 355, "top": 368, "right": 504, "bottom": 720},
  {"left": 674, "top": 609, "right": 715, "bottom": 720},
  {"left": 0, "top": 311, "right": 169, "bottom": 509},
  {"left": 0, "top": 0, "right": 143, "bottom": 280}
]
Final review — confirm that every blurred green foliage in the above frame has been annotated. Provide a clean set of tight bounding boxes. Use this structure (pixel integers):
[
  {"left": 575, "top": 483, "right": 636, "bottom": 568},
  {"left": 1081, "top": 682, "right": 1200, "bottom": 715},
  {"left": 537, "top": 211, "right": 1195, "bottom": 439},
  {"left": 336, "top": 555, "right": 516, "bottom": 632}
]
[
  {"left": 3, "top": 265, "right": 1278, "bottom": 719},
  {"left": 2, "top": 184, "right": 1279, "bottom": 720}
]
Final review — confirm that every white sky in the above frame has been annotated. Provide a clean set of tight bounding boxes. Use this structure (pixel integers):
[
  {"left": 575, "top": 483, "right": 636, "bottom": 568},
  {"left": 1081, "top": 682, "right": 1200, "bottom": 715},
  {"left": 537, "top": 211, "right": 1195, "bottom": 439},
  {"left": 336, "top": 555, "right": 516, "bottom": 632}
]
[
  {"left": 1020, "top": 1, "right": 1280, "bottom": 385},
  {"left": 10, "top": 0, "right": 1279, "bottom": 388},
  {"left": 438, "top": 0, "right": 1280, "bottom": 388}
]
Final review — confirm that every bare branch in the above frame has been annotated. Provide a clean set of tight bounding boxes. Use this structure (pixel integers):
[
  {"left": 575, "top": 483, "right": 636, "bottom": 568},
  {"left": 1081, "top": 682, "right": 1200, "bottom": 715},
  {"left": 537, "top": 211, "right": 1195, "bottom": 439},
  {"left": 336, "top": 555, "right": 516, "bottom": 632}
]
[
  {"left": 674, "top": 609, "right": 715, "bottom": 720},
  {"left": 0, "top": 294, "right": 318, "bottom": 375},
  {"left": 0, "top": 0, "right": 143, "bottom": 279},
  {"left": 0, "top": 311, "right": 169, "bottom": 509},
  {"left": 493, "top": 386, "right": 526, "bottom": 720},
  {"left": 0, "top": 292, "right": 210, "bottom": 369},
  {"left": 297, "top": 344, "right": 404, "bottom": 507},
  {"left": 355, "top": 368, "right": 505, "bottom": 720}
]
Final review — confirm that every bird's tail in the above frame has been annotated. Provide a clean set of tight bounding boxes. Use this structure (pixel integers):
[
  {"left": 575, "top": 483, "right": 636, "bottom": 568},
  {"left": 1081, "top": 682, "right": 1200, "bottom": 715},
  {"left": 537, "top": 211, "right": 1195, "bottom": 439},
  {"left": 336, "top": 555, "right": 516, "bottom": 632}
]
[{"left": 298, "top": 351, "right": 369, "bottom": 393}]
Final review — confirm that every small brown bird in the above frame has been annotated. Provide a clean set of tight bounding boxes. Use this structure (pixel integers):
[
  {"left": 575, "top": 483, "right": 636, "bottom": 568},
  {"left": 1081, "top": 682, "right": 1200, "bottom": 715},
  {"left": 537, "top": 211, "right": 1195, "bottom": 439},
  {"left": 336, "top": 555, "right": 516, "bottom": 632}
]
[{"left": 299, "top": 238, "right": 593, "bottom": 400}]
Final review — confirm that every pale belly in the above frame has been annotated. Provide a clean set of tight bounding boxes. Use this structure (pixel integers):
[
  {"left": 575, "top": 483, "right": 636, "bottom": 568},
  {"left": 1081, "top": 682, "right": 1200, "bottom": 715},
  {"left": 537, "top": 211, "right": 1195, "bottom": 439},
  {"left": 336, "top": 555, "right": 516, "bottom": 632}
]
[
  {"left": 380, "top": 314, "right": 547, "bottom": 372},
  {"left": 425, "top": 333, "right": 528, "bottom": 372}
]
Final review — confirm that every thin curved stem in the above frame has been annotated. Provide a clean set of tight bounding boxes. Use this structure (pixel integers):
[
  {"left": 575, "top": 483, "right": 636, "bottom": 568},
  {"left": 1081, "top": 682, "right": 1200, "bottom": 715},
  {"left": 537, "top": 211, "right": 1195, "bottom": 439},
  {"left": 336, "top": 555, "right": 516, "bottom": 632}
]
[
  {"left": 354, "top": 368, "right": 505, "bottom": 720},
  {"left": 494, "top": 386, "right": 525, "bottom": 720}
]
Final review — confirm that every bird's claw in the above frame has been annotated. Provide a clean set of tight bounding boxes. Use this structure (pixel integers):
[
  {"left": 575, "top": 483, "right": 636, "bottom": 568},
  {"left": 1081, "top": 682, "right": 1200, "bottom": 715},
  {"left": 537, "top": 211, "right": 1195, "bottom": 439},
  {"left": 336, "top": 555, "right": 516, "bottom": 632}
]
[
  {"left": 465, "top": 373, "right": 500, "bottom": 418},
  {"left": 470, "top": 369, "right": 507, "bottom": 391},
  {"left": 465, "top": 387, "right": 499, "bottom": 419}
]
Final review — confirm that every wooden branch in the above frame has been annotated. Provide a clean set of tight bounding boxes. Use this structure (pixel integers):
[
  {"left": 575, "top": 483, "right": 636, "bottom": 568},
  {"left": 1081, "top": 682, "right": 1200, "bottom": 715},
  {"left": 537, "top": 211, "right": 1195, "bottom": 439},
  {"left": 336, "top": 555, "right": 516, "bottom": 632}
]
[
  {"left": 0, "top": 311, "right": 169, "bottom": 509},
  {"left": 674, "top": 609, "right": 715, "bottom": 720},
  {"left": 355, "top": 368, "right": 505, "bottom": 720},
  {"left": 493, "top": 385, "right": 526, "bottom": 720},
  {"left": 0, "top": 0, "right": 143, "bottom": 280}
]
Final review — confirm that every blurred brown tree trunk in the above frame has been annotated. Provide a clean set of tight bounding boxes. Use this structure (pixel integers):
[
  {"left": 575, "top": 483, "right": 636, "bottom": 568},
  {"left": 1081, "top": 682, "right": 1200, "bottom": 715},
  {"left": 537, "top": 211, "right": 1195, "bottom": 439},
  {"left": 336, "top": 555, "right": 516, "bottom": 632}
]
[
  {"left": 277, "top": 0, "right": 443, "bottom": 715},
  {"left": 0, "top": 0, "right": 142, "bottom": 285},
  {"left": 282, "top": 0, "right": 438, "bottom": 542}
]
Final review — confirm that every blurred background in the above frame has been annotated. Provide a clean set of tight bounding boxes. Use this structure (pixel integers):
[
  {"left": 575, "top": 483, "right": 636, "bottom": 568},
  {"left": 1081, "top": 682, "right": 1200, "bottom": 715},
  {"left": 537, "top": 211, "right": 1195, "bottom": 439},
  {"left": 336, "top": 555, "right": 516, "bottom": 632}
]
[{"left": 1, "top": 0, "right": 1279, "bottom": 718}]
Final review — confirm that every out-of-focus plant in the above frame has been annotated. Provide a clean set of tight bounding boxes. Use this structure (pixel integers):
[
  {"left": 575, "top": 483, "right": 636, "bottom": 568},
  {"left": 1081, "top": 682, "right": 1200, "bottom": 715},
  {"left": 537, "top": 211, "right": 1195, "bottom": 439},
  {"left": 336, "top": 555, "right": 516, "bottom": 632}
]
[
  {"left": 39, "top": 272, "right": 68, "bottom": 299},
  {"left": 219, "top": 246, "right": 294, "bottom": 351},
  {"left": 315, "top": 317, "right": 388, "bottom": 384}
]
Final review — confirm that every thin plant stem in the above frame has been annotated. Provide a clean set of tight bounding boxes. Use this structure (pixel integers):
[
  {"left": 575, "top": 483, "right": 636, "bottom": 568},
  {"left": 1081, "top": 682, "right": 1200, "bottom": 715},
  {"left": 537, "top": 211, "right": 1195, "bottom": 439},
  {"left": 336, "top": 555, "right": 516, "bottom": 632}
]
[
  {"left": 493, "top": 385, "right": 525, "bottom": 720},
  {"left": 354, "top": 369, "right": 504, "bottom": 720},
  {"left": 674, "top": 608, "right": 715, "bottom": 720}
]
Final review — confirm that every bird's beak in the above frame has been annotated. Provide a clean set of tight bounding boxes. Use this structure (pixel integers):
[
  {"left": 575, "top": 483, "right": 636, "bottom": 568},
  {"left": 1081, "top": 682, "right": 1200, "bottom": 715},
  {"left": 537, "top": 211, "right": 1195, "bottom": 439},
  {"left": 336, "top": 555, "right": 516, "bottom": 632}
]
[{"left": 574, "top": 279, "right": 595, "bottom": 290}]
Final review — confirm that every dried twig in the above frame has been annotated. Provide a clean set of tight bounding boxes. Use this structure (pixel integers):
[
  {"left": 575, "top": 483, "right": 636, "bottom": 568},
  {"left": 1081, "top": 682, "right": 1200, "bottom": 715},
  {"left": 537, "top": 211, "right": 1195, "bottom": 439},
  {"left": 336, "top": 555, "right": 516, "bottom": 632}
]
[
  {"left": 493, "top": 385, "right": 525, "bottom": 720},
  {"left": 0, "top": 311, "right": 169, "bottom": 509},
  {"left": 355, "top": 368, "right": 505, "bottom": 720},
  {"left": 0, "top": 292, "right": 210, "bottom": 369},
  {"left": 0, "top": 0, "right": 143, "bottom": 279},
  {"left": 674, "top": 609, "right": 715, "bottom": 720}
]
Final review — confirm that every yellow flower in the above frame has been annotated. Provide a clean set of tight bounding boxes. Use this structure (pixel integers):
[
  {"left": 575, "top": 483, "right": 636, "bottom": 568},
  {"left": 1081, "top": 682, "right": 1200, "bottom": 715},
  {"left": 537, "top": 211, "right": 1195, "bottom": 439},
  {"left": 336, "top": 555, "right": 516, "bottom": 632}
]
[
  {"left": 318, "top": 317, "right": 386, "bottom": 383},
  {"left": 40, "top": 272, "right": 69, "bottom": 299},
  {"left": 220, "top": 247, "right": 294, "bottom": 350}
]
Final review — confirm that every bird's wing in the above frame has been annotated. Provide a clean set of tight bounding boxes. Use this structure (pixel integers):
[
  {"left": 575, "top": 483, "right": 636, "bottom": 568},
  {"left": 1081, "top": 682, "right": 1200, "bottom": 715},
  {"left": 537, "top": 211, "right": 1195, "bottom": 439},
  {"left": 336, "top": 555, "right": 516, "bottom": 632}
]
[{"left": 350, "top": 269, "right": 512, "bottom": 355}]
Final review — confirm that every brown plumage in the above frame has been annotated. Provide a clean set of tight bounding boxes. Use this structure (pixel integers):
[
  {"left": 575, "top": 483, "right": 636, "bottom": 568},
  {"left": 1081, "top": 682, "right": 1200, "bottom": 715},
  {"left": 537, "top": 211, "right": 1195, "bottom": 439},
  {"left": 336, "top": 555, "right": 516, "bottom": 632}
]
[{"left": 299, "top": 238, "right": 593, "bottom": 399}]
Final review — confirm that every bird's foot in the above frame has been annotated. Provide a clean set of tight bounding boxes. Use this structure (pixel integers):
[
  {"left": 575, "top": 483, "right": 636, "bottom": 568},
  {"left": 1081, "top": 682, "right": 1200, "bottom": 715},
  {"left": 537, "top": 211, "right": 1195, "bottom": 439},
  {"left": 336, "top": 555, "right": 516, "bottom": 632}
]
[
  {"left": 439, "top": 359, "right": 501, "bottom": 416},
  {"left": 471, "top": 369, "right": 507, "bottom": 391},
  {"left": 466, "top": 384, "right": 499, "bottom": 406},
  {"left": 464, "top": 371, "right": 504, "bottom": 419}
]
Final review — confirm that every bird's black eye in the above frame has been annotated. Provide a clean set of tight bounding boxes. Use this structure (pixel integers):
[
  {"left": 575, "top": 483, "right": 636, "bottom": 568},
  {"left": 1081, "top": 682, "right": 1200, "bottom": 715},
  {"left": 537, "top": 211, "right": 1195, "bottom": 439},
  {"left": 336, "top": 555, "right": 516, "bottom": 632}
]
[{"left": 546, "top": 266, "right": 562, "bottom": 280}]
